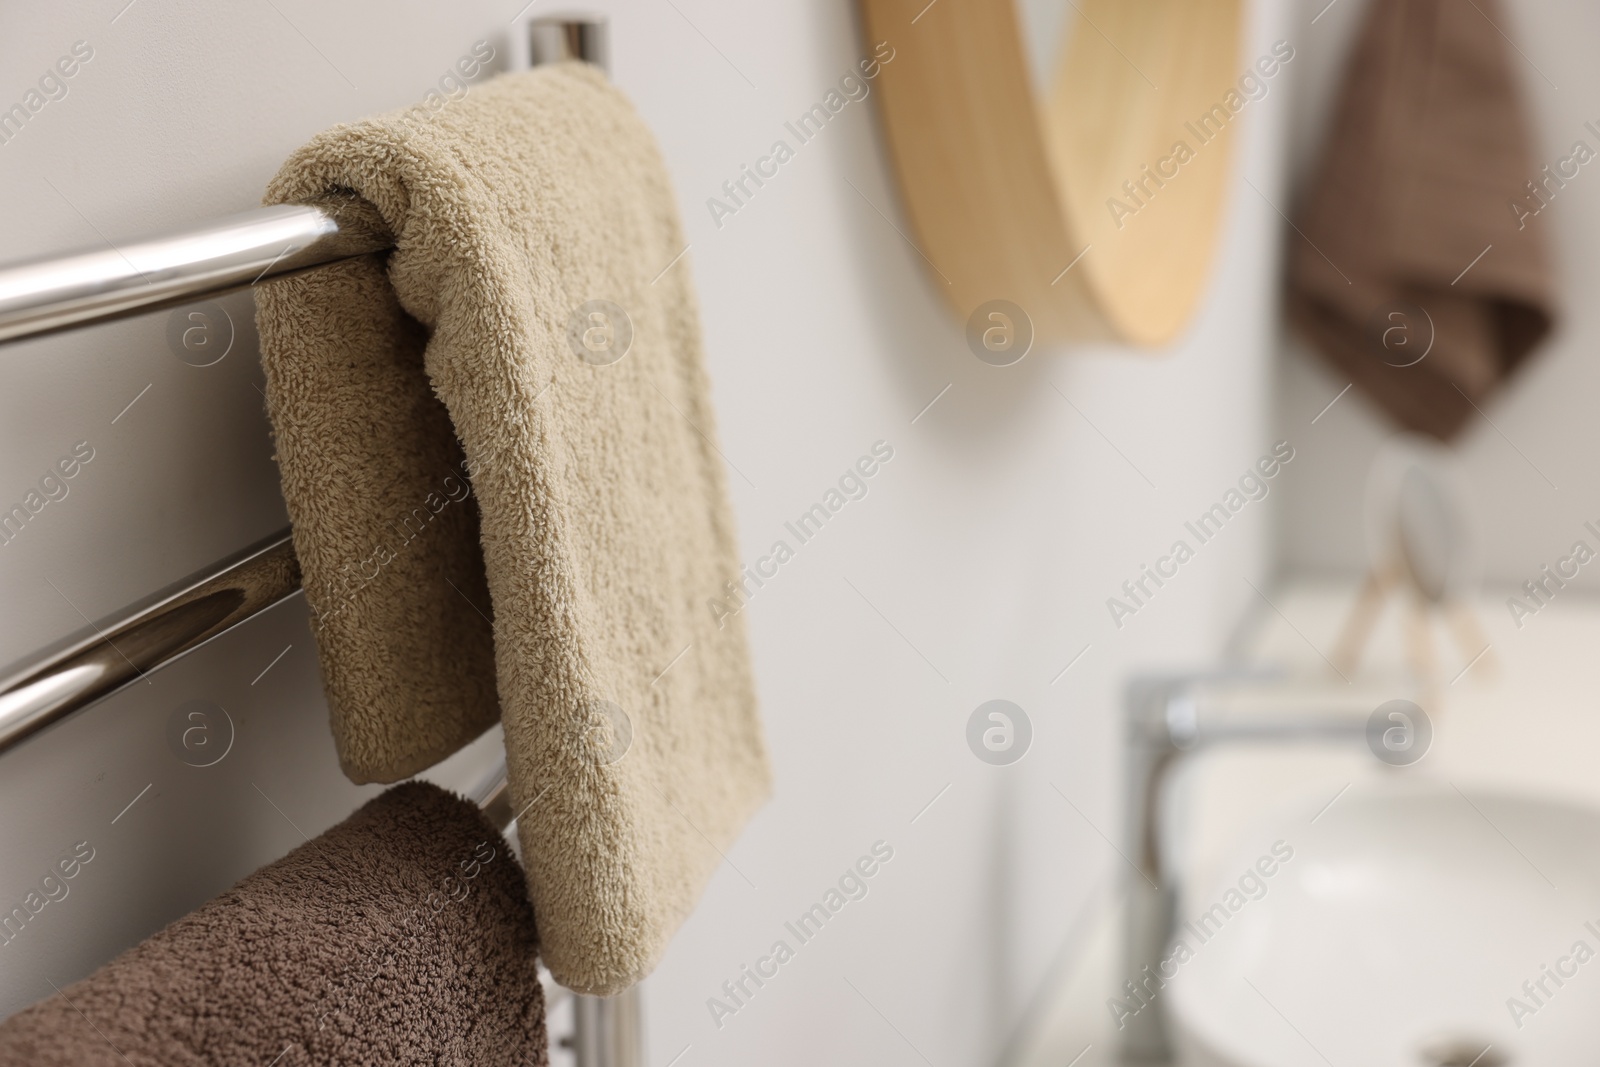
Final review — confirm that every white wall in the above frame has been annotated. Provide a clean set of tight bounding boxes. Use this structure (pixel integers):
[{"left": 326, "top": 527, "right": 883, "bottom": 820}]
[
  {"left": 0, "top": 2, "right": 1291, "bottom": 1063},
  {"left": 1277, "top": 0, "right": 1600, "bottom": 594}
]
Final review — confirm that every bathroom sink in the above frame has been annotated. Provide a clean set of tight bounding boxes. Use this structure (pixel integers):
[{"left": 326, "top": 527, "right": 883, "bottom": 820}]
[{"left": 1165, "top": 785, "right": 1600, "bottom": 1067}]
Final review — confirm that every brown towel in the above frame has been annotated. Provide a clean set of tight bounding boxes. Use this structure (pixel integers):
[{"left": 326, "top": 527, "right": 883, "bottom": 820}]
[
  {"left": 254, "top": 64, "right": 770, "bottom": 994},
  {"left": 0, "top": 783, "right": 546, "bottom": 1067},
  {"left": 1287, "top": 0, "right": 1555, "bottom": 439}
]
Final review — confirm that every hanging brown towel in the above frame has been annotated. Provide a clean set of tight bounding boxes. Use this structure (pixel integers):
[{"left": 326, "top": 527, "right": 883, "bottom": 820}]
[
  {"left": 0, "top": 783, "right": 546, "bottom": 1067},
  {"left": 1287, "top": 0, "right": 1556, "bottom": 439},
  {"left": 254, "top": 65, "right": 770, "bottom": 994}
]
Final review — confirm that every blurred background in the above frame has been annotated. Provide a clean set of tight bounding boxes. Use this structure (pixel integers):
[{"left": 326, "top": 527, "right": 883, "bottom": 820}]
[{"left": 0, "top": 1, "right": 1595, "bottom": 1065}]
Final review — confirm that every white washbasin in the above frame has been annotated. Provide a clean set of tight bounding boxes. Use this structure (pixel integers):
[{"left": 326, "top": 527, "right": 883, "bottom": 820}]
[{"left": 1166, "top": 784, "right": 1600, "bottom": 1067}]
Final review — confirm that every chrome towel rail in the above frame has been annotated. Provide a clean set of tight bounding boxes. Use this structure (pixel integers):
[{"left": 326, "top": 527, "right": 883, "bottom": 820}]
[
  {"left": 0, "top": 16, "right": 606, "bottom": 753},
  {"left": 0, "top": 18, "right": 641, "bottom": 1067}
]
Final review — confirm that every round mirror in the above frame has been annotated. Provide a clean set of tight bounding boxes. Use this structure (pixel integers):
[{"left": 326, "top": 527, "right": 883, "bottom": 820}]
[{"left": 859, "top": 0, "right": 1247, "bottom": 345}]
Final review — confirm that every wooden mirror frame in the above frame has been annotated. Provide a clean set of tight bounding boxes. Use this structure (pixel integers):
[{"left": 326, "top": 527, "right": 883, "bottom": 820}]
[{"left": 858, "top": 0, "right": 1245, "bottom": 346}]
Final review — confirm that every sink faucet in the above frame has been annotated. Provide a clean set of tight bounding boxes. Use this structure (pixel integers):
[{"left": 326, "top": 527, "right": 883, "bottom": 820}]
[{"left": 1119, "top": 671, "right": 1370, "bottom": 1063}]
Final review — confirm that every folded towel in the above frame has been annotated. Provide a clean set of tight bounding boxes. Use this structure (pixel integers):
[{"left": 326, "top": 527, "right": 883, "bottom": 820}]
[
  {"left": 0, "top": 783, "right": 545, "bottom": 1067},
  {"left": 1287, "top": 0, "right": 1555, "bottom": 440},
  {"left": 254, "top": 64, "right": 771, "bottom": 993}
]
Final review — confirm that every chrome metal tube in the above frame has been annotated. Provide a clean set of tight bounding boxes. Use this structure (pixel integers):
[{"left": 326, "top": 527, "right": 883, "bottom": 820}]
[
  {"left": 574, "top": 989, "right": 645, "bottom": 1067},
  {"left": 0, "top": 531, "right": 301, "bottom": 758},
  {"left": 0, "top": 198, "right": 391, "bottom": 345},
  {"left": 528, "top": 18, "right": 609, "bottom": 71}
]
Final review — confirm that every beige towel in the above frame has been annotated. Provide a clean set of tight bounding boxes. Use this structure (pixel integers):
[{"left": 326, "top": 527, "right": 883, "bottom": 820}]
[
  {"left": 254, "top": 64, "right": 770, "bottom": 994},
  {"left": 1287, "top": 0, "right": 1555, "bottom": 440}
]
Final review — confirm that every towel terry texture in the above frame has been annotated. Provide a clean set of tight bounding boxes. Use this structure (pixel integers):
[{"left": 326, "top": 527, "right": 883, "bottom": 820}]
[
  {"left": 254, "top": 64, "right": 770, "bottom": 994},
  {"left": 1287, "top": 0, "right": 1555, "bottom": 440},
  {"left": 0, "top": 783, "right": 546, "bottom": 1067}
]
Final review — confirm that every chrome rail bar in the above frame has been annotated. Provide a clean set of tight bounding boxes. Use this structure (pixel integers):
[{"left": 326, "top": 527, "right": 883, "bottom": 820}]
[
  {"left": 0, "top": 16, "right": 605, "bottom": 347},
  {"left": 0, "top": 200, "right": 391, "bottom": 345},
  {"left": 0, "top": 532, "right": 301, "bottom": 759}
]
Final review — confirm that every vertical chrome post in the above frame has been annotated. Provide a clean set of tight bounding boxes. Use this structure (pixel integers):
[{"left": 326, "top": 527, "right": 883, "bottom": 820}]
[
  {"left": 573, "top": 986, "right": 644, "bottom": 1067},
  {"left": 527, "top": 18, "right": 610, "bottom": 73}
]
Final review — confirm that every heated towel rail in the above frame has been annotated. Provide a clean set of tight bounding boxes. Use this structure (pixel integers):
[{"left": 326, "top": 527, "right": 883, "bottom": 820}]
[
  {"left": 0, "top": 17, "right": 642, "bottom": 1067},
  {"left": 0, "top": 13, "right": 597, "bottom": 756}
]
